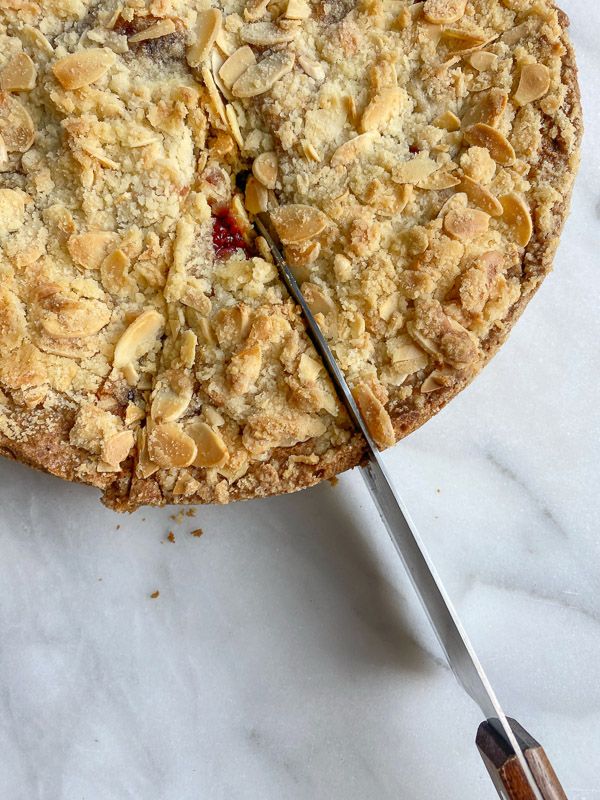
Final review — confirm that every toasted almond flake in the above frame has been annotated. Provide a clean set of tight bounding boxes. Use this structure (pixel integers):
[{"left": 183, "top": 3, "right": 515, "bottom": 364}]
[
  {"left": 0, "top": 92, "right": 35, "bottom": 152},
  {"left": 240, "top": 22, "right": 296, "bottom": 46},
  {"left": 1, "top": 53, "right": 37, "bottom": 91},
  {"left": 41, "top": 300, "right": 111, "bottom": 339},
  {"left": 302, "top": 139, "right": 321, "bottom": 162},
  {"left": 113, "top": 308, "right": 165, "bottom": 369},
  {"left": 514, "top": 63, "right": 550, "bottom": 106},
  {"left": 100, "top": 248, "right": 136, "bottom": 296},
  {"left": 227, "top": 343, "right": 262, "bottom": 394},
  {"left": 52, "top": 48, "right": 116, "bottom": 91},
  {"left": 423, "top": 0, "right": 466, "bottom": 25},
  {"left": 252, "top": 151, "right": 278, "bottom": 189},
  {"left": 501, "top": 22, "right": 530, "bottom": 46},
  {"left": 180, "top": 329, "right": 197, "bottom": 369},
  {"left": 0, "top": 133, "right": 6, "bottom": 165},
  {"left": 464, "top": 124, "right": 515, "bottom": 166},
  {"left": 125, "top": 402, "right": 145, "bottom": 425},
  {"left": 500, "top": 193, "right": 533, "bottom": 247},
  {"left": 417, "top": 170, "right": 460, "bottom": 191},
  {"left": 219, "top": 45, "right": 256, "bottom": 89},
  {"left": 462, "top": 88, "right": 508, "bottom": 129},
  {"left": 68, "top": 231, "right": 119, "bottom": 270},
  {"left": 187, "top": 8, "right": 222, "bottom": 67},
  {"left": 148, "top": 422, "right": 197, "bottom": 468},
  {"left": 302, "top": 282, "right": 334, "bottom": 316},
  {"left": 101, "top": 430, "right": 134, "bottom": 467},
  {"left": 298, "top": 353, "right": 321, "bottom": 383},
  {"left": 129, "top": 18, "right": 176, "bottom": 43},
  {"left": 331, "top": 131, "right": 379, "bottom": 167},
  {"left": 444, "top": 207, "right": 489, "bottom": 241},
  {"left": 459, "top": 176, "right": 503, "bottom": 216},
  {"left": 360, "top": 86, "right": 404, "bottom": 133},
  {"left": 285, "top": 0, "right": 311, "bottom": 19},
  {"left": 352, "top": 383, "right": 395, "bottom": 448},
  {"left": 271, "top": 204, "right": 328, "bottom": 244},
  {"left": 188, "top": 422, "right": 229, "bottom": 468},
  {"left": 225, "top": 104, "right": 244, "bottom": 149},
  {"left": 297, "top": 54, "right": 324, "bottom": 81},
  {"left": 393, "top": 154, "right": 439, "bottom": 185},
  {"left": 0, "top": 188, "right": 25, "bottom": 233},
  {"left": 22, "top": 25, "right": 54, "bottom": 55},
  {"left": 232, "top": 50, "right": 295, "bottom": 98},
  {"left": 244, "top": 0, "right": 270, "bottom": 22},
  {"left": 285, "top": 240, "right": 320, "bottom": 267},
  {"left": 468, "top": 51, "right": 497, "bottom": 72},
  {"left": 136, "top": 428, "right": 158, "bottom": 478},
  {"left": 151, "top": 374, "right": 193, "bottom": 423},
  {"left": 441, "top": 28, "right": 490, "bottom": 55},
  {"left": 173, "top": 470, "right": 200, "bottom": 496},
  {"left": 433, "top": 111, "right": 461, "bottom": 131},
  {"left": 244, "top": 175, "right": 269, "bottom": 214},
  {"left": 201, "top": 65, "right": 227, "bottom": 124}
]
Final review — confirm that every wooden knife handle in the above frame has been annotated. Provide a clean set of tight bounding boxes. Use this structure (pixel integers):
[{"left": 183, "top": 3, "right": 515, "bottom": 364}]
[{"left": 476, "top": 718, "right": 568, "bottom": 800}]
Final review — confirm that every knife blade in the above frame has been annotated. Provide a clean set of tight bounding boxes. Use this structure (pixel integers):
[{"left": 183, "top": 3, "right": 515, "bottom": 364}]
[{"left": 255, "top": 213, "right": 567, "bottom": 800}]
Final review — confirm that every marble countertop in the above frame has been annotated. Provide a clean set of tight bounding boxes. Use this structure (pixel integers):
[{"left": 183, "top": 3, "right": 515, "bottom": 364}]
[{"left": 1, "top": 2, "right": 599, "bottom": 797}]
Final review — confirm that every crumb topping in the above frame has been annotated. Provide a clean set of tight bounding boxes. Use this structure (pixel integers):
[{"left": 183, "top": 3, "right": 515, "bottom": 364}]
[{"left": 0, "top": 0, "right": 581, "bottom": 508}]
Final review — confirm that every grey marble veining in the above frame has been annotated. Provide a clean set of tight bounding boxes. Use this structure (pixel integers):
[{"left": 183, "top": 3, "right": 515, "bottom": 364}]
[{"left": 1, "top": 1, "right": 599, "bottom": 797}]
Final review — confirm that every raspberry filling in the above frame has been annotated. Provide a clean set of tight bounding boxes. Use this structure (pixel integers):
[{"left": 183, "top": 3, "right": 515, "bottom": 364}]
[{"left": 212, "top": 208, "right": 250, "bottom": 259}]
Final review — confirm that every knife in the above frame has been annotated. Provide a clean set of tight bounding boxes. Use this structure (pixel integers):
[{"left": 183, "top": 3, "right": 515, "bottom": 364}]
[{"left": 255, "top": 213, "right": 568, "bottom": 800}]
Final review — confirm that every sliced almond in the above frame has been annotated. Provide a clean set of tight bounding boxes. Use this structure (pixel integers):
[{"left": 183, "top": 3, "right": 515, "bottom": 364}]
[
  {"left": 0, "top": 133, "right": 6, "bottom": 165},
  {"left": 1, "top": 53, "right": 37, "bottom": 91},
  {"left": 240, "top": 22, "right": 296, "bottom": 46},
  {"left": 52, "top": 48, "right": 116, "bottom": 91},
  {"left": 302, "top": 282, "right": 334, "bottom": 316},
  {"left": 41, "top": 299, "right": 111, "bottom": 339},
  {"left": 285, "top": 240, "right": 320, "bottom": 267},
  {"left": 298, "top": 353, "right": 322, "bottom": 384},
  {"left": 179, "top": 329, "right": 197, "bottom": 368},
  {"left": 298, "top": 54, "right": 325, "bottom": 81},
  {"left": 244, "top": 0, "right": 270, "bottom": 22},
  {"left": 187, "top": 8, "right": 222, "bottom": 67},
  {"left": 252, "top": 151, "right": 278, "bottom": 189},
  {"left": 441, "top": 28, "right": 490, "bottom": 55},
  {"left": 500, "top": 193, "right": 533, "bottom": 247},
  {"left": 227, "top": 343, "right": 262, "bottom": 394},
  {"left": 423, "top": 0, "right": 467, "bottom": 25},
  {"left": 232, "top": 49, "right": 295, "bottom": 98},
  {"left": 285, "top": 0, "right": 311, "bottom": 19},
  {"left": 129, "top": 18, "right": 176, "bottom": 43},
  {"left": 271, "top": 204, "right": 328, "bottom": 244},
  {"left": 201, "top": 65, "right": 227, "bottom": 125},
  {"left": 433, "top": 111, "right": 461, "bottom": 131},
  {"left": 464, "top": 123, "right": 515, "bottom": 166},
  {"left": 100, "top": 248, "right": 136, "bottom": 297},
  {"left": 459, "top": 176, "right": 503, "bottom": 216},
  {"left": 417, "top": 170, "right": 460, "bottom": 191},
  {"left": 68, "top": 231, "right": 119, "bottom": 270},
  {"left": 22, "top": 25, "right": 54, "bottom": 55},
  {"left": 0, "top": 92, "right": 35, "bottom": 152},
  {"left": 244, "top": 175, "right": 269, "bottom": 214},
  {"left": 225, "top": 104, "right": 244, "bottom": 149},
  {"left": 352, "top": 383, "right": 395, "bottom": 448},
  {"left": 0, "top": 188, "right": 25, "bottom": 233},
  {"left": 462, "top": 88, "right": 508, "bottom": 129},
  {"left": 125, "top": 402, "right": 145, "bottom": 425},
  {"left": 188, "top": 422, "right": 229, "bottom": 468},
  {"left": 101, "top": 430, "right": 134, "bottom": 467},
  {"left": 330, "top": 132, "right": 379, "bottom": 167},
  {"left": 113, "top": 308, "right": 165, "bottom": 369},
  {"left": 219, "top": 45, "right": 256, "bottom": 89},
  {"left": 393, "top": 154, "right": 439, "bottom": 185},
  {"left": 468, "top": 51, "right": 497, "bottom": 72},
  {"left": 444, "top": 207, "right": 490, "bottom": 241},
  {"left": 147, "top": 422, "right": 197, "bottom": 468},
  {"left": 514, "top": 63, "right": 550, "bottom": 106},
  {"left": 360, "top": 87, "right": 404, "bottom": 133},
  {"left": 151, "top": 373, "right": 193, "bottom": 424}
]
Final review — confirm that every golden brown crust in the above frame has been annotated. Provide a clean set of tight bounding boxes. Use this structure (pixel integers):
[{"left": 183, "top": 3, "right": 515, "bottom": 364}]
[{"left": 0, "top": 1, "right": 583, "bottom": 510}]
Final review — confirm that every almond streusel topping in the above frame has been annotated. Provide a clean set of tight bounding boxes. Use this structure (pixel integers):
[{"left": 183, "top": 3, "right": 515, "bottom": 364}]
[{"left": 0, "top": 0, "right": 581, "bottom": 509}]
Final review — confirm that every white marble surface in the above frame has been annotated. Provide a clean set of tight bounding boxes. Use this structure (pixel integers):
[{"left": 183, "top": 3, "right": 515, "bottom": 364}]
[{"left": 1, "top": 2, "right": 599, "bottom": 797}]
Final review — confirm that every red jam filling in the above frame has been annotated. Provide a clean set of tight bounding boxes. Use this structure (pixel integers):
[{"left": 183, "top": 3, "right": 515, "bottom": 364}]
[{"left": 212, "top": 208, "right": 250, "bottom": 259}]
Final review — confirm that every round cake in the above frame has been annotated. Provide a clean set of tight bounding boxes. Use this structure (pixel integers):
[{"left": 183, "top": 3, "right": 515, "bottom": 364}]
[{"left": 0, "top": 0, "right": 582, "bottom": 510}]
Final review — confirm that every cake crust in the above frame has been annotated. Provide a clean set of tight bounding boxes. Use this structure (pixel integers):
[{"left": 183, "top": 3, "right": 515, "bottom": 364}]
[{"left": 0, "top": 1, "right": 582, "bottom": 510}]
